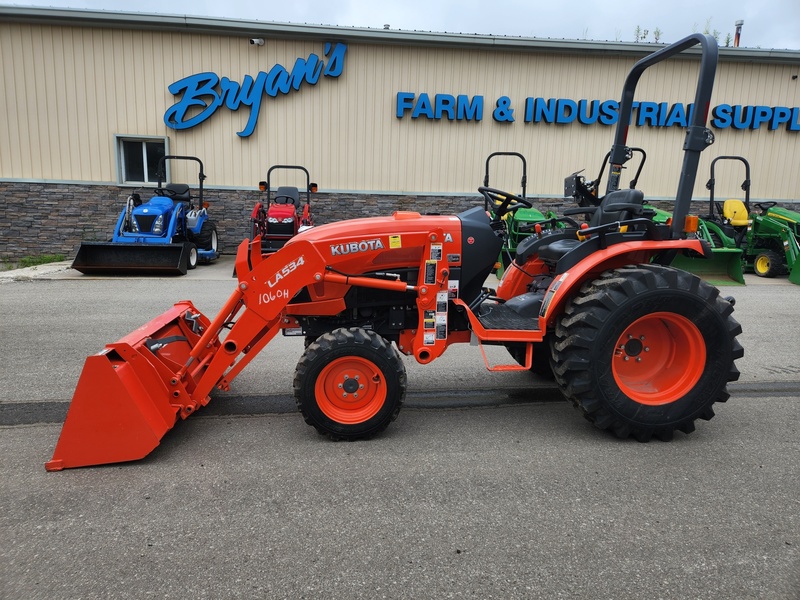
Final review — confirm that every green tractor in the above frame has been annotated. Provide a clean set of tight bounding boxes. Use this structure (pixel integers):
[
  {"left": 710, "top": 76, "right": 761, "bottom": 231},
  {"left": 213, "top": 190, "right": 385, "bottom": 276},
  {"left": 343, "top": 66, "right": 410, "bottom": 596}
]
[
  {"left": 704, "top": 155, "right": 800, "bottom": 285},
  {"left": 482, "top": 152, "right": 560, "bottom": 276},
  {"left": 745, "top": 203, "right": 800, "bottom": 284}
]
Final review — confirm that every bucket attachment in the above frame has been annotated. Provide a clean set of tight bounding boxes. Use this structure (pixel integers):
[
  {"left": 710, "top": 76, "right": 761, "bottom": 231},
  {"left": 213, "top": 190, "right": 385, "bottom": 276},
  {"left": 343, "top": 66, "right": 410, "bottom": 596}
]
[
  {"left": 71, "top": 242, "right": 190, "bottom": 275},
  {"left": 670, "top": 247, "right": 745, "bottom": 286},
  {"left": 789, "top": 265, "right": 800, "bottom": 286},
  {"left": 46, "top": 301, "right": 216, "bottom": 471},
  {"left": 49, "top": 237, "right": 341, "bottom": 470}
]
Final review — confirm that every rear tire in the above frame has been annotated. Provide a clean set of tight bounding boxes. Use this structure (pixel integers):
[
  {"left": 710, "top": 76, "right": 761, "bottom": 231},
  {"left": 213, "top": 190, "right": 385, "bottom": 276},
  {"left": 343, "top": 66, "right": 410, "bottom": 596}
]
[
  {"left": 552, "top": 264, "right": 742, "bottom": 442},
  {"left": 753, "top": 250, "right": 783, "bottom": 278},
  {"left": 194, "top": 220, "right": 218, "bottom": 253},
  {"left": 294, "top": 328, "right": 406, "bottom": 440},
  {"left": 708, "top": 230, "right": 725, "bottom": 249}
]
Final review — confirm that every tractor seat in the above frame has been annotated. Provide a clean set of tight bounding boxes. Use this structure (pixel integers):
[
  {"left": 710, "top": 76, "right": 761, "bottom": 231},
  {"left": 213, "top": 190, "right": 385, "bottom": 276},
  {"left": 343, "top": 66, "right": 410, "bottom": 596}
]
[
  {"left": 723, "top": 199, "right": 749, "bottom": 226},
  {"left": 274, "top": 186, "right": 300, "bottom": 205},
  {"left": 538, "top": 189, "right": 645, "bottom": 264},
  {"left": 165, "top": 183, "right": 191, "bottom": 203}
]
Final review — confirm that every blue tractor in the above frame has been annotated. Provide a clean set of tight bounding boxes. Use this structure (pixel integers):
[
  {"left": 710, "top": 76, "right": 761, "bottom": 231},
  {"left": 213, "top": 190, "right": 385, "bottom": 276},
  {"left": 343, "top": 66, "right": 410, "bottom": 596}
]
[{"left": 72, "top": 155, "right": 219, "bottom": 274}]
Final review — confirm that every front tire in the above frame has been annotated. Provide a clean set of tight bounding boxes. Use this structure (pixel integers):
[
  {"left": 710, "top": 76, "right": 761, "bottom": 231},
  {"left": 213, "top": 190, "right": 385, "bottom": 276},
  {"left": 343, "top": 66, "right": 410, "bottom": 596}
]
[
  {"left": 184, "top": 242, "right": 198, "bottom": 270},
  {"left": 294, "top": 328, "right": 406, "bottom": 440},
  {"left": 552, "top": 264, "right": 743, "bottom": 442},
  {"left": 753, "top": 250, "right": 783, "bottom": 278}
]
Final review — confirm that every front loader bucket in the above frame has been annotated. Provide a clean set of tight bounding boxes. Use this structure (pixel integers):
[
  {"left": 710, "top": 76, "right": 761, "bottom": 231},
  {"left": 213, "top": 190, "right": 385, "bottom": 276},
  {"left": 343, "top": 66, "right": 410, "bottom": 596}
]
[
  {"left": 72, "top": 242, "right": 189, "bottom": 275},
  {"left": 49, "top": 237, "right": 328, "bottom": 470},
  {"left": 670, "top": 248, "right": 745, "bottom": 286},
  {"left": 789, "top": 265, "right": 800, "bottom": 286},
  {"left": 46, "top": 301, "right": 216, "bottom": 471}
]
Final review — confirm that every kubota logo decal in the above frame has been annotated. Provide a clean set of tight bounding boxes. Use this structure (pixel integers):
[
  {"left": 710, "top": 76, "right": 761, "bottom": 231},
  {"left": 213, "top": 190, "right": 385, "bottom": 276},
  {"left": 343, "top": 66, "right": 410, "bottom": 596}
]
[{"left": 330, "top": 238, "right": 385, "bottom": 256}]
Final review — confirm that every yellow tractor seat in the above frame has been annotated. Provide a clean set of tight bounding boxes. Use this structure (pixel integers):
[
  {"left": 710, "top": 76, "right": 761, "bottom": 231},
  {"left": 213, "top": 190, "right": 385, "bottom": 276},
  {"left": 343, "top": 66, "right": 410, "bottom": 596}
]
[{"left": 723, "top": 199, "right": 749, "bottom": 226}]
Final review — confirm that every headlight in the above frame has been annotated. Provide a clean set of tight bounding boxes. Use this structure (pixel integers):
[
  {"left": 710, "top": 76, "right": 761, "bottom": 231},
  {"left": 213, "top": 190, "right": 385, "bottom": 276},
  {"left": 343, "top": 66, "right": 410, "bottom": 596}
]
[
  {"left": 153, "top": 215, "right": 164, "bottom": 234},
  {"left": 281, "top": 217, "right": 295, "bottom": 224},
  {"left": 130, "top": 219, "right": 139, "bottom": 233},
  {"left": 267, "top": 217, "right": 279, "bottom": 223}
]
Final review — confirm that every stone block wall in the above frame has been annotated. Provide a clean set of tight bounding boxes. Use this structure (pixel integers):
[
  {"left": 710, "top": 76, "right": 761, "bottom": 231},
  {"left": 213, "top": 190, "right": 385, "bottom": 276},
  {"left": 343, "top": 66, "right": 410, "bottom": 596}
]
[
  {"left": 0, "top": 180, "right": 780, "bottom": 260},
  {"left": 0, "top": 182, "right": 481, "bottom": 259}
]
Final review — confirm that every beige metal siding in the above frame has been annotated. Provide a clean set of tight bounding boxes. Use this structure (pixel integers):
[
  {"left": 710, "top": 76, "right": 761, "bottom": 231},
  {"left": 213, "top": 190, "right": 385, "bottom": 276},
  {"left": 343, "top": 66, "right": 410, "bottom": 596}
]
[{"left": 1, "top": 21, "right": 798, "bottom": 201}]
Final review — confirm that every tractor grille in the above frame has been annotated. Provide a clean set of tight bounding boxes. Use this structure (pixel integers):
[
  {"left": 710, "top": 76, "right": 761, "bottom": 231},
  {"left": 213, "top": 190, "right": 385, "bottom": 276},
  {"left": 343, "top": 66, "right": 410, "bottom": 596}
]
[
  {"left": 268, "top": 223, "right": 295, "bottom": 236},
  {"left": 135, "top": 215, "right": 157, "bottom": 232}
]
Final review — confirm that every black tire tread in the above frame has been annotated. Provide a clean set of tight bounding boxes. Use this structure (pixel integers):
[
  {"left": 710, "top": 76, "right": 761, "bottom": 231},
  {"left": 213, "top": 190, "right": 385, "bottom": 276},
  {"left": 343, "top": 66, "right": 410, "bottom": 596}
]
[
  {"left": 552, "top": 264, "right": 742, "bottom": 442},
  {"left": 753, "top": 250, "right": 784, "bottom": 278},
  {"left": 293, "top": 327, "right": 406, "bottom": 440},
  {"left": 193, "top": 220, "right": 217, "bottom": 251}
]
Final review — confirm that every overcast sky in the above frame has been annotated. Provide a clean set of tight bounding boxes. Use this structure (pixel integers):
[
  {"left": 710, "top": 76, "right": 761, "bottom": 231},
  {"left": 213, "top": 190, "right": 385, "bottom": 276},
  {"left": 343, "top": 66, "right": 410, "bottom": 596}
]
[{"left": 5, "top": 0, "right": 800, "bottom": 49}]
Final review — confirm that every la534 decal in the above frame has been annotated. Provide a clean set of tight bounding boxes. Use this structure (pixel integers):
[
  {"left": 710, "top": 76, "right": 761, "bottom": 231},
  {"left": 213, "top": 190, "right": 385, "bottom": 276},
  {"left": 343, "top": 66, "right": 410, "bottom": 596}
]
[{"left": 268, "top": 255, "right": 305, "bottom": 288}]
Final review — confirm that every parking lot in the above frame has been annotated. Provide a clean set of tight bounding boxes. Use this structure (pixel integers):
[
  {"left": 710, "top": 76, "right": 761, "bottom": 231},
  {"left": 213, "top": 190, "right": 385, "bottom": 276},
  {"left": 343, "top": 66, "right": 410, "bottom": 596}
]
[{"left": 1, "top": 258, "right": 798, "bottom": 599}]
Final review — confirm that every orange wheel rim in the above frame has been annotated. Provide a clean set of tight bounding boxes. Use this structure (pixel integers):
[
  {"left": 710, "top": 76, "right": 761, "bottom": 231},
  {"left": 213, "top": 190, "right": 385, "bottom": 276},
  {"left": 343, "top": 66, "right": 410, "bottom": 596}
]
[
  {"left": 315, "top": 357, "right": 386, "bottom": 424},
  {"left": 612, "top": 312, "right": 706, "bottom": 406}
]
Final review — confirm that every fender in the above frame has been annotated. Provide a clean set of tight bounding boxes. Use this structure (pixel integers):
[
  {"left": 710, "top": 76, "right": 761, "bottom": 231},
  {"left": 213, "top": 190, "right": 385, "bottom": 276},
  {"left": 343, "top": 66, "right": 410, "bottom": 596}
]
[{"left": 536, "top": 238, "right": 707, "bottom": 328}]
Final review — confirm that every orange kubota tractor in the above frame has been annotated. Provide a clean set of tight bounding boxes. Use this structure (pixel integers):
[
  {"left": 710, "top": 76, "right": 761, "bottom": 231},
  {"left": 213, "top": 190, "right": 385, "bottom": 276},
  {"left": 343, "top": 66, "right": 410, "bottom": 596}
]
[{"left": 47, "top": 34, "right": 742, "bottom": 471}]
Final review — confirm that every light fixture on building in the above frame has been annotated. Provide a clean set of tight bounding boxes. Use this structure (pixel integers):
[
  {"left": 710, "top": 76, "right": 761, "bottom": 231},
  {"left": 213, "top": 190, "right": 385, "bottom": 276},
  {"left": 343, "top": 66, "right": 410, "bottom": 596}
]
[{"left": 250, "top": 38, "right": 264, "bottom": 46}]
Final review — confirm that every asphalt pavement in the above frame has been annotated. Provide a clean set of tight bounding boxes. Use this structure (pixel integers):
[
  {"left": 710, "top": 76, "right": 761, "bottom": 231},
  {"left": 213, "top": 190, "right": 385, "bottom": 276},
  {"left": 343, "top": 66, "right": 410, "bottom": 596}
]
[{"left": 1, "top": 257, "right": 798, "bottom": 599}]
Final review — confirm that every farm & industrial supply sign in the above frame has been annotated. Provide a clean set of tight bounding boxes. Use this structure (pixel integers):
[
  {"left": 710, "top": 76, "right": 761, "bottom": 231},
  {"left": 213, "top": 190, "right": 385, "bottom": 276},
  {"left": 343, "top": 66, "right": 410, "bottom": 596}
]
[{"left": 163, "top": 42, "right": 799, "bottom": 136}]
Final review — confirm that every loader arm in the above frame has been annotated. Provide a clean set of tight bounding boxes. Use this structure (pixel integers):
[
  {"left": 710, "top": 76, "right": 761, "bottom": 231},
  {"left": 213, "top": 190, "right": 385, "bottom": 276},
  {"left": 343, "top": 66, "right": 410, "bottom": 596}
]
[
  {"left": 47, "top": 227, "right": 459, "bottom": 470},
  {"left": 48, "top": 239, "right": 334, "bottom": 470}
]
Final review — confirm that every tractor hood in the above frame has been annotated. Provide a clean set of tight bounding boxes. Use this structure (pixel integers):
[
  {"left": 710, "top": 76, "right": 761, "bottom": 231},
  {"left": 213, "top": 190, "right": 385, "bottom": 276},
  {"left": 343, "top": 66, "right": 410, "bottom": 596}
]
[{"left": 135, "top": 197, "right": 175, "bottom": 217}]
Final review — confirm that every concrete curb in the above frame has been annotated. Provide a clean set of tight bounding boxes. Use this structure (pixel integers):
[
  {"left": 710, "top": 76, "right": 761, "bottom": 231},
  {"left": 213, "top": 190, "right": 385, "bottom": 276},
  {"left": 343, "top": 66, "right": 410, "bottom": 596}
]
[{"left": 0, "top": 261, "right": 73, "bottom": 283}]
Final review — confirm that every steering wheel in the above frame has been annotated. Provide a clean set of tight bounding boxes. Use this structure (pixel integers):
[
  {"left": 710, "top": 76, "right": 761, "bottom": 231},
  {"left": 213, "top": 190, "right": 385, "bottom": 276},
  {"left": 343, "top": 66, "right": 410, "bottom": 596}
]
[
  {"left": 478, "top": 186, "right": 533, "bottom": 221},
  {"left": 755, "top": 201, "right": 776, "bottom": 214},
  {"left": 154, "top": 187, "right": 177, "bottom": 198}
]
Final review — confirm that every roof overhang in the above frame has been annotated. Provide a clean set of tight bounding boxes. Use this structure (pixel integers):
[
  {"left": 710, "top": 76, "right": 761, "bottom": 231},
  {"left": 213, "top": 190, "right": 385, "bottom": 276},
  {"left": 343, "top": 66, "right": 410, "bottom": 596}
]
[{"left": 2, "top": 6, "right": 799, "bottom": 64}]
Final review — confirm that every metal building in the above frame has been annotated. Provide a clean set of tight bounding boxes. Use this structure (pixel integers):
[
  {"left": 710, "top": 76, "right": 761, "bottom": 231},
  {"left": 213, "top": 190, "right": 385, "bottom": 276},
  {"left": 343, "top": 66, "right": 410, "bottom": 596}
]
[{"left": 1, "top": 6, "right": 798, "bottom": 258}]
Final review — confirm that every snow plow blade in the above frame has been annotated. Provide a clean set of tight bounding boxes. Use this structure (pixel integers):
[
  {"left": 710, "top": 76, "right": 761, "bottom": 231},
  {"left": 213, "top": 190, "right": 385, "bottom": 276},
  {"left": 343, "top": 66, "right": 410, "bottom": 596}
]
[
  {"left": 45, "top": 301, "right": 217, "bottom": 471},
  {"left": 670, "top": 247, "right": 745, "bottom": 286},
  {"left": 71, "top": 242, "right": 190, "bottom": 275}
]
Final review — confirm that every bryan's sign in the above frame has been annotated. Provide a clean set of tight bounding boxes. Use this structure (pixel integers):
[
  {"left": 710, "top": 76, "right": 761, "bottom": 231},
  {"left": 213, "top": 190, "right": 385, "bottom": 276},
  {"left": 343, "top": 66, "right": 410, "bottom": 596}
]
[{"left": 165, "top": 42, "right": 347, "bottom": 137}]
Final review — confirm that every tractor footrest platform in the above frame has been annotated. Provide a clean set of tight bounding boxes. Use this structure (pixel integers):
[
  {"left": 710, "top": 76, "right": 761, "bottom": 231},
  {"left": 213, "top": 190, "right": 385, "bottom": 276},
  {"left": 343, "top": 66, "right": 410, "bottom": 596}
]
[{"left": 476, "top": 302, "right": 539, "bottom": 331}]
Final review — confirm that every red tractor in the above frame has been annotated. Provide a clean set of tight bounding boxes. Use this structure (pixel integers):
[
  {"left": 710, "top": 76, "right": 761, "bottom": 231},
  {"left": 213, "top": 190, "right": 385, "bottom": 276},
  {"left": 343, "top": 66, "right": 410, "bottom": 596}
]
[
  {"left": 47, "top": 34, "right": 743, "bottom": 471},
  {"left": 250, "top": 165, "right": 316, "bottom": 253}
]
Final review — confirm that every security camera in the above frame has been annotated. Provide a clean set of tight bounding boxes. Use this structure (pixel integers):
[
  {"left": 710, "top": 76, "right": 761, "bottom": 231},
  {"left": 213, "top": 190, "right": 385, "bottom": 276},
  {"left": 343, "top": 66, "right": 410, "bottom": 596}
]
[{"left": 249, "top": 38, "right": 264, "bottom": 46}]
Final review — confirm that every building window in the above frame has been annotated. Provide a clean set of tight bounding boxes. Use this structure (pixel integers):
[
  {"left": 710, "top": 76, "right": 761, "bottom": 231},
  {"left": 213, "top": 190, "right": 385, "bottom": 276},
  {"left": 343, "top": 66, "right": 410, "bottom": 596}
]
[{"left": 116, "top": 136, "right": 168, "bottom": 183}]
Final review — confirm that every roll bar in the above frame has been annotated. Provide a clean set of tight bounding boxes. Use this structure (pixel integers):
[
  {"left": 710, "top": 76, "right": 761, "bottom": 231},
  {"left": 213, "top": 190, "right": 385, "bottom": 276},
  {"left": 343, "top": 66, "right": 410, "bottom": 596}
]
[
  {"left": 156, "top": 155, "right": 207, "bottom": 201},
  {"left": 605, "top": 33, "right": 718, "bottom": 239},
  {"left": 707, "top": 155, "right": 751, "bottom": 214}
]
